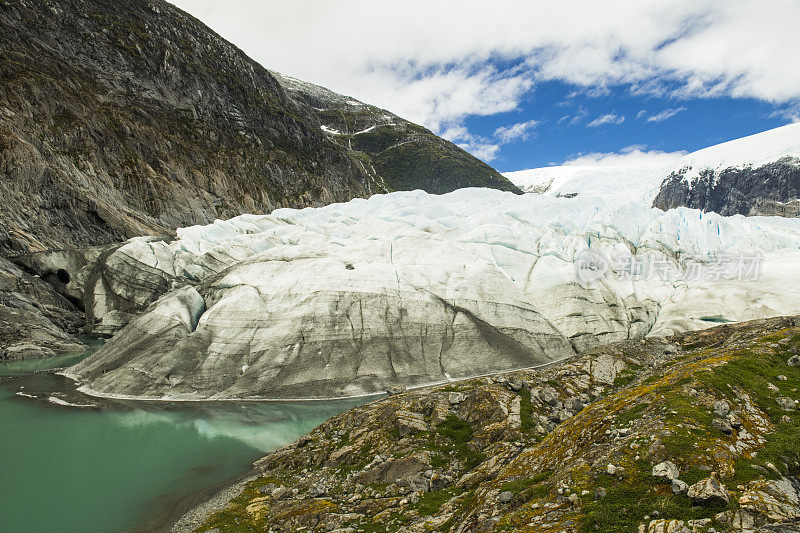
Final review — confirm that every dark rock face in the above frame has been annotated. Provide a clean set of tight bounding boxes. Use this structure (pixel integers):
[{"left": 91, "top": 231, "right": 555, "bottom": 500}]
[
  {"left": 272, "top": 72, "right": 522, "bottom": 195},
  {"left": 0, "top": 0, "right": 379, "bottom": 255},
  {"left": 653, "top": 158, "right": 800, "bottom": 217},
  {"left": 0, "top": 256, "right": 85, "bottom": 359}
]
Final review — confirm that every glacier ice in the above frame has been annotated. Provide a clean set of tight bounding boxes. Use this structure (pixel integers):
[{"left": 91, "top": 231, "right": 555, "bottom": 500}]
[{"left": 66, "top": 188, "right": 800, "bottom": 400}]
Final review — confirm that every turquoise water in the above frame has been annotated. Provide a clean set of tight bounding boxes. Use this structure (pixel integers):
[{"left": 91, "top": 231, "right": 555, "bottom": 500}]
[{"left": 0, "top": 343, "right": 362, "bottom": 532}]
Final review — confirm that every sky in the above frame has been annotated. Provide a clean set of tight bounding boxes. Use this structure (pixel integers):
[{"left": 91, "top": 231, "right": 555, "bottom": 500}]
[{"left": 171, "top": 0, "right": 800, "bottom": 173}]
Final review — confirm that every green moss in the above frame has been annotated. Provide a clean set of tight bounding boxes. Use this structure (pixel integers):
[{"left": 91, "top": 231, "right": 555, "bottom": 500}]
[
  {"left": 417, "top": 487, "right": 463, "bottom": 516},
  {"left": 519, "top": 388, "right": 533, "bottom": 432},
  {"left": 579, "top": 458, "right": 728, "bottom": 533},
  {"left": 499, "top": 470, "right": 553, "bottom": 503},
  {"left": 436, "top": 416, "right": 472, "bottom": 444},
  {"left": 613, "top": 370, "right": 636, "bottom": 388},
  {"left": 432, "top": 415, "right": 486, "bottom": 470},
  {"left": 616, "top": 403, "right": 648, "bottom": 426}
]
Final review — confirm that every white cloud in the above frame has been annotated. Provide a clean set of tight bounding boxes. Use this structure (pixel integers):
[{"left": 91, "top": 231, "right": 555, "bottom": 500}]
[
  {"left": 644, "top": 107, "right": 687, "bottom": 123},
  {"left": 565, "top": 107, "right": 589, "bottom": 126},
  {"left": 170, "top": 0, "right": 800, "bottom": 159},
  {"left": 587, "top": 113, "right": 625, "bottom": 127},
  {"left": 460, "top": 142, "right": 502, "bottom": 162},
  {"left": 563, "top": 146, "right": 686, "bottom": 168},
  {"left": 770, "top": 105, "right": 800, "bottom": 124},
  {"left": 441, "top": 125, "right": 501, "bottom": 162},
  {"left": 494, "top": 120, "right": 538, "bottom": 142}
]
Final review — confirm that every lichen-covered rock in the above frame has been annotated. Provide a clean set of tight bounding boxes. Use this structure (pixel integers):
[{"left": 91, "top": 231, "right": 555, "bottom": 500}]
[
  {"left": 712, "top": 417, "right": 734, "bottom": 434},
  {"left": 739, "top": 478, "right": 800, "bottom": 522},
  {"left": 671, "top": 479, "right": 688, "bottom": 495},
  {"left": 687, "top": 476, "right": 730, "bottom": 506},
  {"left": 777, "top": 397, "right": 797, "bottom": 411},
  {"left": 651, "top": 461, "right": 679, "bottom": 481},
  {"left": 644, "top": 519, "right": 691, "bottom": 533},
  {"left": 714, "top": 509, "right": 760, "bottom": 530}
]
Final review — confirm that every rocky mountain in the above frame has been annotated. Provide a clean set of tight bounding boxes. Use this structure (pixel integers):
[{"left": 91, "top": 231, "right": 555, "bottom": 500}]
[
  {"left": 0, "top": 0, "right": 518, "bottom": 257},
  {"left": 180, "top": 315, "right": 800, "bottom": 533},
  {"left": 504, "top": 123, "right": 800, "bottom": 217},
  {"left": 63, "top": 188, "right": 800, "bottom": 400},
  {"left": 272, "top": 72, "right": 520, "bottom": 195}
]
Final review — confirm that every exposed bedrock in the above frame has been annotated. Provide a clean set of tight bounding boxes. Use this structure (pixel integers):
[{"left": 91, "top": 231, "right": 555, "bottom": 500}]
[{"left": 0, "top": 256, "right": 85, "bottom": 359}]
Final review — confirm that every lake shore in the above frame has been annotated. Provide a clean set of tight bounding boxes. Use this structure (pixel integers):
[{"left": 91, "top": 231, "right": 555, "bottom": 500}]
[{"left": 164, "top": 469, "right": 257, "bottom": 532}]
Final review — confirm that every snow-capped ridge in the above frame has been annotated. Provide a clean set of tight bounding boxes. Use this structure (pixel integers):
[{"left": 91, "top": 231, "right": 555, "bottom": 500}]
[
  {"left": 674, "top": 122, "right": 800, "bottom": 188},
  {"left": 504, "top": 123, "right": 800, "bottom": 206}
]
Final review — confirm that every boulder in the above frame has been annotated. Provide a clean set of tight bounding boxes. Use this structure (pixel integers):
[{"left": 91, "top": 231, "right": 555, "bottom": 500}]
[
  {"left": 777, "top": 397, "right": 797, "bottom": 410},
  {"left": 671, "top": 479, "right": 688, "bottom": 496},
  {"left": 687, "top": 476, "right": 730, "bottom": 506},
  {"left": 651, "top": 461, "right": 680, "bottom": 481},
  {"left": 714, "top": 509, "right": 760, "bottom": 530},
  {"left": 788, "top": 355, "right": 800, "bottom": 366},
  {"left": 712, "top": 418, "right": 733, "bottom": 434},
  {"left": 564, "top": 397, "right": 585, "bottom": 414},
  {"left": 448, "top": 392, "right": 468, "bottom": 405},
  {"left": 644, "top": 519, "right": 691, "bottom": 533},
  {"left": 537, "top": 387, "right": 560, "bottom": 406},
  {"left": 713, "top": 400, "right": 731, "bottom": 417}
]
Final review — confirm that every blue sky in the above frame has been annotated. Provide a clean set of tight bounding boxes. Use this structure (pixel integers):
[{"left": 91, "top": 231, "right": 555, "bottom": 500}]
[
  {"left": 173, "top": 0, "right": 800, "bottom": 172},
  {"left": 468, "top": 80, "right": 789, "bottom": 172}
]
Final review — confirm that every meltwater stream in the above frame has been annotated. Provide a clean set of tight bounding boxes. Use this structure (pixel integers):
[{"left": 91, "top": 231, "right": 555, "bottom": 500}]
[{"left": 0, "top": 340, "right": 364, "bottom": 532}]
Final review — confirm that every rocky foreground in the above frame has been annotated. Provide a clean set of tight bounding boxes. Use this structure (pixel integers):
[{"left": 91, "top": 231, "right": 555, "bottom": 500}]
[{"left": 191, "top": 316, "right": 800, "bottom": 532}]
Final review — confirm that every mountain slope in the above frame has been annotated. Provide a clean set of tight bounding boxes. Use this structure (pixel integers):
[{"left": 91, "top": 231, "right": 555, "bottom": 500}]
[
  {"left": 188, "top": 316, "right": 800, "bottom": 533},
  {"left": 271, "top": 72, "right": 521, "bottom": 195},
  {"left": 0, "top": 0, "right": 379, "bottom": 255}
]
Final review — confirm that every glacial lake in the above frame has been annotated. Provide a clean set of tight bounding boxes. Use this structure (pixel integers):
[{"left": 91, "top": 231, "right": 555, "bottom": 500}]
[{"left": 0, "top": 340, "right": 364, "bottom": 532}]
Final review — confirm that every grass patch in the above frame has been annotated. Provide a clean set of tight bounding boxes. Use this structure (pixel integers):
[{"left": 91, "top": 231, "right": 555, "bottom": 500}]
[
  {"left": 616, "top": 403, "right": 648, "bottom": 426},
  {"left": 519, "top": 388, "right": 533, "bottom": 432},
  {"left": 579, "top": 458, "right": 728, "bottom": 533},
  {"left": 432, "top": 415, "right": 486, "bottom": 470},
  {"left": 417, "top": 487, "right": 463, "bottom": 516},
  {"left": 613, "top": 372, "right": 636, "bottom": 388}
]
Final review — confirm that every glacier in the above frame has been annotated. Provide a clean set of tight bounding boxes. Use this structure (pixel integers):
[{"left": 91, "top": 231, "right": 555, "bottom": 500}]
[{"left": 65, "top": 188, "right": 800, "bottom": 400}]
